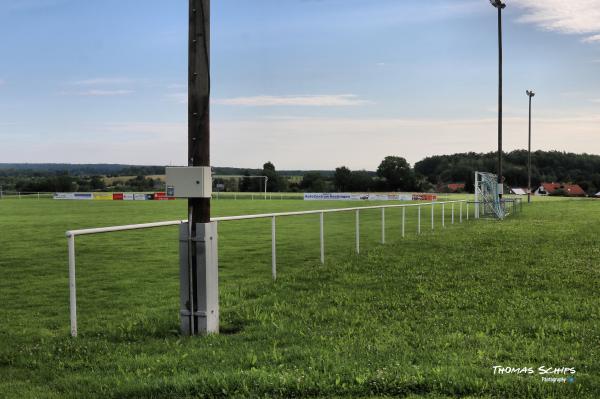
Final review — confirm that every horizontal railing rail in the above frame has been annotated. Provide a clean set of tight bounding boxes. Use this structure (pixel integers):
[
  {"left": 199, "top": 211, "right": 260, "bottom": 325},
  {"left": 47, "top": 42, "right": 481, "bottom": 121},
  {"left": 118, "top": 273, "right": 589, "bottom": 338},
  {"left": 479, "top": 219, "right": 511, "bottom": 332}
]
[{"left": 65, "top": 199, "right": 469, "bottom": 337}]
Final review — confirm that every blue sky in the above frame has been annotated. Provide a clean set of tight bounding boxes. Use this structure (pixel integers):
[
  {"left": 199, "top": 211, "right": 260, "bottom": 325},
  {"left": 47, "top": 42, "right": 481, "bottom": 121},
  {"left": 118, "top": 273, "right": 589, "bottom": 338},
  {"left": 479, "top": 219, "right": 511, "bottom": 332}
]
[{"left": 1, "top": 0, "right": 599, "bottom": 169}]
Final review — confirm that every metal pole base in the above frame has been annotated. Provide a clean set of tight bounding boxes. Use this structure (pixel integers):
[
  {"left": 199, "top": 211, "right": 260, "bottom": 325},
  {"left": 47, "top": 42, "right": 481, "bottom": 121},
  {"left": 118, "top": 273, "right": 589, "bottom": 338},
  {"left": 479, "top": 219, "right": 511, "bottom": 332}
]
[{"left": 179, "top": 222, "right": 219, "bottom": 335}]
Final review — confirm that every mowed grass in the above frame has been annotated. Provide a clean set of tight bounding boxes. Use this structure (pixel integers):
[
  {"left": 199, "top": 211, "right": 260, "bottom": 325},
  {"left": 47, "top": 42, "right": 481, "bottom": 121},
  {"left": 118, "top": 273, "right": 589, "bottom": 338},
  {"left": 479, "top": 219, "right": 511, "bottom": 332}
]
[{"left": 0, "top": 197, "right": 598, "bottom": 398}]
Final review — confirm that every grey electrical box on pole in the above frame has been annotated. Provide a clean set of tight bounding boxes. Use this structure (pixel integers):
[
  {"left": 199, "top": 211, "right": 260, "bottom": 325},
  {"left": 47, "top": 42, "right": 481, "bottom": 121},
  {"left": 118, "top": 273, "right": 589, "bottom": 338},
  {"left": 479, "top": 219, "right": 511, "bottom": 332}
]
[{"left": 167, "top": 0, "right": 218, "bottom": 336}]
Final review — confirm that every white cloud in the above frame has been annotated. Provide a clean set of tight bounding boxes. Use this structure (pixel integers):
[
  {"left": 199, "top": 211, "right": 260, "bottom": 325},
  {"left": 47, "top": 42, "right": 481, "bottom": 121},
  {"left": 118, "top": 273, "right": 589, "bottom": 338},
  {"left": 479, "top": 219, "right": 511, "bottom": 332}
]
[
  {"left": 85, "top": 89, "right": 133, "bottom": 96},
  {"left": 99, "top": 122, "right": 185, "bottom": 138},
  {"left": 167, "top": 83, "right": 186, "bottom": 90},
  {"left": 69, "top": 77, "right": 132, "bottom": 86},
  {"left": 61, "top": 77, "right": 134, "bottom": 96},
  {"left": 60, "top": 89, "right": 133, "bottom": 96},
  {"left": 213, "top": 94, "right": 372, "bottom": 107},
  {"left": 166, "top": 92, "right": 187, "bottom": 104},
  {"left": 208, "top": 114, "right": 600, "bottom": 169},
  {"left": 514, "top": 0, "right": 600, "bottom": 43},
  {"left": 3, "top": 115, "right": 599, "bottom": 168},
  {"left": 583, "top": 34, "right": 600, "bottom": 43}
]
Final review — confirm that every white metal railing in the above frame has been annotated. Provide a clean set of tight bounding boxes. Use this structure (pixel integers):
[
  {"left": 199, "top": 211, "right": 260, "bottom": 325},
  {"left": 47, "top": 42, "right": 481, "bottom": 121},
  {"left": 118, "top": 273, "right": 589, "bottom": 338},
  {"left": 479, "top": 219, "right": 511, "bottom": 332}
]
[
  {"left": 64, "top": 200, "right": 468, "bottom": 337},
  {"left": 0, "top": 191, "right": 54, "bottom": 199}
]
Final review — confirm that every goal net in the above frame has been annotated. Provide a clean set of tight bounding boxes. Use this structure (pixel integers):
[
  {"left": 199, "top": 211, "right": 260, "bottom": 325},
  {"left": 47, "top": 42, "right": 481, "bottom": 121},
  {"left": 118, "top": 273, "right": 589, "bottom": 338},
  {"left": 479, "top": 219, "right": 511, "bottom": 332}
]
[{"left": 474, "top": 171, "right": 506, "bottom": 219}]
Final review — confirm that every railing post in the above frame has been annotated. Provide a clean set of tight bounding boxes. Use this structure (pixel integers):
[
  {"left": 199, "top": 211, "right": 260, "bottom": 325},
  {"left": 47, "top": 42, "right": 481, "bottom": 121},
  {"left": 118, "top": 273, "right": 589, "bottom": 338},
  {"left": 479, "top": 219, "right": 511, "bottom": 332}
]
[
  {"left": 474, "top": 172, "right": 479, "bottom": 219},
  {"left": 355, "top": 209, "right": 360, "bottom": 254},
  {"left": 418, "top": 206, "right": 421, "bottom": 234},
  {"left": 467, "top": 202, "right": 469, "bottom": 220},
  {"left": 402, "top": 207, "right": 405, "bottom": 238},
  {"left": 460, "top": 202, "right": 463, "bottom": 223},
  {"left": 271, "top": 216, "right": 276, "bottom": 281},
  {"left": 452, "top": 203, "right": 455, "bottom": 224},
  {"left": 431, "top": 203, "right": 434, "bottom": 231},
  {"left": 442, "top": 204, "right": 445, "bottom": 228},
  {"left": 67, "top": 234, "right": 77, "bottom": 337},
  {"left": 381, "top": 208, "right": 385, "bottom": 244},
  {"left": 320, "top": 212, "right": 324, "bottom": 264}
]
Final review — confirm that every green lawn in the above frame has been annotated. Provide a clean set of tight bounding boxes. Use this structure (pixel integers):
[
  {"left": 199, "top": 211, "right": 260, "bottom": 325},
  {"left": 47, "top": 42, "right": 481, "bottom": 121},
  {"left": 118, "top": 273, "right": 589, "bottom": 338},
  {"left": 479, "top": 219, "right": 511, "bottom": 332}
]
[{"left": 0, "top": 198, "right": 598, "bottom": 398}]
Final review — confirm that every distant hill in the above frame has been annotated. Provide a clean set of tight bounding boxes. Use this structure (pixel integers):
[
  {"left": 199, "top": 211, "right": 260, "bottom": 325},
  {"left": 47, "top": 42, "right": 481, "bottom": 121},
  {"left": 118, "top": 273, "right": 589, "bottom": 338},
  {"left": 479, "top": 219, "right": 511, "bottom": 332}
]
[
  {"left": 0, "top": 164, "right": 338, "bottom": 177},
  {"left": 0, "top": 163, "right": 162, "bottom": 176},
  {"left": 3, "top": 149, "right": 599, "bottom": 194}
]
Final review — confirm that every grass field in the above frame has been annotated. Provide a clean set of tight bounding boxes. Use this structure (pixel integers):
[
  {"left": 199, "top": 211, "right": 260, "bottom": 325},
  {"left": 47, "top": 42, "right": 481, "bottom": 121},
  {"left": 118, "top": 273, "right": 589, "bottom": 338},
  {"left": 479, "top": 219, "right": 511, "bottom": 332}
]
[{"left": 0, "top": 197, "right": 598, "bottom": 398}]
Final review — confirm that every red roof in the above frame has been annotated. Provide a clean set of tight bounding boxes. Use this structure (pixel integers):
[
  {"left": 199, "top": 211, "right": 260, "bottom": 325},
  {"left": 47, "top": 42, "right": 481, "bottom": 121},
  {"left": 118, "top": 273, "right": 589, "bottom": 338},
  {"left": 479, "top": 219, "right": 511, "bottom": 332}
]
[
  {"left": 447, "top": 183, "right": 465, "bottom": 192},
  {"left": 540, "top": 182, "right": 585, "bottom": 196}
]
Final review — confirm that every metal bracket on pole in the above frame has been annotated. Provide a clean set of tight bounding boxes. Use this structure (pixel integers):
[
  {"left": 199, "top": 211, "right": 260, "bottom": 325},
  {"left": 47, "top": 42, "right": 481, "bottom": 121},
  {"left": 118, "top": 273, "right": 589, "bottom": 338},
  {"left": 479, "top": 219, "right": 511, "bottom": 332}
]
[{"left": 179, "top": 222, "right": 219, "bottom": 335}]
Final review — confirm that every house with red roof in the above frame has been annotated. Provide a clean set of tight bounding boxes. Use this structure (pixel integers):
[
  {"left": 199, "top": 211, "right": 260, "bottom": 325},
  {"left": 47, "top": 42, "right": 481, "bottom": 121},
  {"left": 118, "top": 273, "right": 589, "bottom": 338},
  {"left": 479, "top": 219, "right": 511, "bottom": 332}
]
[
  {"left": 534, "top": 182, "right": 586, "bottom": 197},
  {"left": 439, "top": 183, "right": 466, "bottom": 193}
]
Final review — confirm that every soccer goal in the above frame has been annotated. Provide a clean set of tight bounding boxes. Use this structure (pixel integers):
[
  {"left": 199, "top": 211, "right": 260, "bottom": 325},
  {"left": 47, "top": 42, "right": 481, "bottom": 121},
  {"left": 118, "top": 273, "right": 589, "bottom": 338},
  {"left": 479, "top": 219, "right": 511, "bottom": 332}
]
[
  {"left": 474, "top": 171, "right": 506, "bottom": 219},
  {"left": 212, "top": 175, "right": 268, "bottom": 199}
]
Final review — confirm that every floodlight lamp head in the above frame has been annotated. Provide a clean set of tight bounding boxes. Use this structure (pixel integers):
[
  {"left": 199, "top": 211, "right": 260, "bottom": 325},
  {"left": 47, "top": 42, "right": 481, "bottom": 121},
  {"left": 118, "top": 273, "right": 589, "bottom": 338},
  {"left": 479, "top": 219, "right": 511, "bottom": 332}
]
[
  {"left": 490, "top": 0, "right": 506, "bottom": 9},
  {"left": 526, "top": 90, "right": 535, "bottom": 97}
]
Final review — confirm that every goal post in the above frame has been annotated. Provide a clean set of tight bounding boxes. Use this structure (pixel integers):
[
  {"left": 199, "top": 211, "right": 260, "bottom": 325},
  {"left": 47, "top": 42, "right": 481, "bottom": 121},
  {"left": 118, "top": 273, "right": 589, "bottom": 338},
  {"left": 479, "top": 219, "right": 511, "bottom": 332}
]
[
  {"left": 212, "top": 175, "right": 268, "bottom": 199},
  {"left": 474, "top": 171, "right": 506, "bottom": 219}
]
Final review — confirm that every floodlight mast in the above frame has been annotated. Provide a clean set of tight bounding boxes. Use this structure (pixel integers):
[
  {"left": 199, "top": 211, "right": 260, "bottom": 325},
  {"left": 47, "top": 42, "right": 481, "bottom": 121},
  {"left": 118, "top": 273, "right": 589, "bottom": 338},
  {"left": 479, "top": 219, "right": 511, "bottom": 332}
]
[
  {"left": 526, "top": 90, "right": 535, "bottom": 203},
  {"left": 490, "top": 0, "right": 506, "bottom": 199}
]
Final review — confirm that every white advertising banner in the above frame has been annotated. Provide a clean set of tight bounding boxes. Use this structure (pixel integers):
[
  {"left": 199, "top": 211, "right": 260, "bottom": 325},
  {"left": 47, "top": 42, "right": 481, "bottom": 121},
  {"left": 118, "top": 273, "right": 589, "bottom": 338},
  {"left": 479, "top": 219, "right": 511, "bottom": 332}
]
[
  {"left": 53, "top": 193, "right": 93, "bottom": 200},
  {"left": 304, "top": 193, "right": 417, "bottom": 201},
  {"left": 123, "top": 193, "right": 135, "bottom": 201},
  {"left": 304, "top": 193, "right": 353, "bottom": 201},
  {"left": 133, "top": 193, "right": 147, "bottom": 201},
  {"left": 53, "top": 193, "right": 76, "bottom": 200}
]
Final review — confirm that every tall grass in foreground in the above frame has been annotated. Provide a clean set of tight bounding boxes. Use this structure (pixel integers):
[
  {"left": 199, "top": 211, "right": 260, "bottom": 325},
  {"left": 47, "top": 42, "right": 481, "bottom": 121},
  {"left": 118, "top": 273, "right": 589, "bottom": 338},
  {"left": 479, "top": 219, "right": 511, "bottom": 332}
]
[{"left": 0, "top": 198, "right": 598, "bottom": 398}]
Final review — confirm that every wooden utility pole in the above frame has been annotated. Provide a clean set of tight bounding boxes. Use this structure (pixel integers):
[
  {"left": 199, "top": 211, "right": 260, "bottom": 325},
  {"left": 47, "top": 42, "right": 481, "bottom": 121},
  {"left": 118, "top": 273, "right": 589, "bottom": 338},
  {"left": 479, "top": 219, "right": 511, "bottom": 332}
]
[
  {"left": 181, "top": 0, "right": 218, "bottom": 336},
  {"left": 189, "top": 0, "right": 210, "bottom": 224}
]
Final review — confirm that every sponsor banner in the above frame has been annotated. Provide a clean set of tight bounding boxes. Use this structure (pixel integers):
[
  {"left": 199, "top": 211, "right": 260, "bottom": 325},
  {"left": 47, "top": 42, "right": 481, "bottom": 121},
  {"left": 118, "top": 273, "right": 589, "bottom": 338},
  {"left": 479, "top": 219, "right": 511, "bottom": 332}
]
[
  {"left": 73, "top": 193, "right": 93, "bottom": 200},
  {"left": 133, "top": 193, "right": 147, "bottom": 201},
  {"left": 353, "top": 193, "right": 412, "bottom": 201},
  {"left": 305, "top": 193, "right": 437, "bottom": 201},
  {"left": 154, "top": 192, "right": 176, "bottom": 201},
  {"left": 54, "top": 193, "right": 94, "bottom": 200},
  {"left": 113, "top": 193, "right": 124, "bottom": 201},
  {"left": 304, "top": 193, "right": 352, "bottom": 201},
  {"left": 53, "top": 193, "right": 76, "bottom": 200},
  {"left": 93, "top": 193, "right": 113, "bottom": 201},
  {"left": 412, "top": 194, "right": 437, "bottom": 201},
  {"left": 123, "top": 193, "right": 135, "bottom": 201}
]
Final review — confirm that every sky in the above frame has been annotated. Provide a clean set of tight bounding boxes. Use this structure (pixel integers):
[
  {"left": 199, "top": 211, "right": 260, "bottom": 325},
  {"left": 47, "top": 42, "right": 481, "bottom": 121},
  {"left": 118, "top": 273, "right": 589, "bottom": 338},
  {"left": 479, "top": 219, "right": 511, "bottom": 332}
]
[{"left": 0, "top": 0, "right": 599, "bottom": 170}]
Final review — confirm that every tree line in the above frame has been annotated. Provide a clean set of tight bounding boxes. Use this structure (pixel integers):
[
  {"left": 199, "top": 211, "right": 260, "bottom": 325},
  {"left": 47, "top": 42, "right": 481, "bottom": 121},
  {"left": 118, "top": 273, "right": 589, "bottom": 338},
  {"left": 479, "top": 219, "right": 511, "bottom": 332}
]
[
  {"left": 229, "top": 151, "right": 600, "bottom": 195},
  {"left": 222, "top": 157, "right": 428, "bottom": 193},
  {"left": 2, "top": 150, "right": 599, "bottom": 194},
  {"left": 415, "top": 150, "right": 600, "bottom": 195},
  {"left": 0, "top": 173, "right": 161, "bottom": 193}
]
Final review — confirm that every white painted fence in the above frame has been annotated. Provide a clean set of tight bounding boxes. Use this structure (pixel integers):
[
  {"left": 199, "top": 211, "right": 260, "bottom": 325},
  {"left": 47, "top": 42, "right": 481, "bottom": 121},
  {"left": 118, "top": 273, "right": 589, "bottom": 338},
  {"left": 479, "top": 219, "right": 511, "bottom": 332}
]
[{"left": 65, "top": 200, "right": 468, "bottom": 337}]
